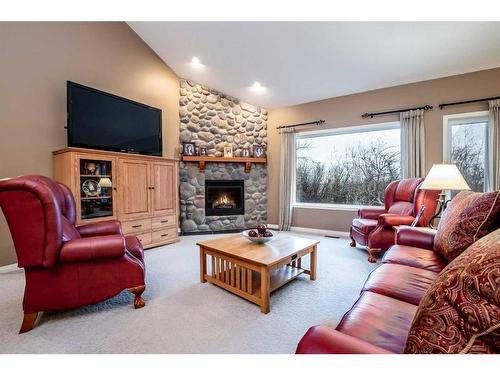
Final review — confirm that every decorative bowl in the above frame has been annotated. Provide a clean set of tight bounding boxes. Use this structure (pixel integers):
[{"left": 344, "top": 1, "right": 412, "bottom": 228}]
[{"left": 241, "top": 229, "right": 278, "bottom": 244}]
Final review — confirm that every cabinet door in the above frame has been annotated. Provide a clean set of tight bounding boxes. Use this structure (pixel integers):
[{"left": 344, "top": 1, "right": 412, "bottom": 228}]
[
  {"left": 151, "top": 161, "right": 177, "bottom": 216},
  {"left": 118, "top": 159, "right": 151, "bottom": 219},
  {"left": 75, "top": 154, "right": 118, "bottom": 224}
]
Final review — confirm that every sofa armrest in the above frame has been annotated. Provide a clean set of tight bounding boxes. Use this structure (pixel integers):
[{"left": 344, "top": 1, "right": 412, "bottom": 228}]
[
  {"left": 378, "top": 214, "right": 415, "bottom": 227},
  {"left": 396, "top": 226, "right": 437, "bottom": 250},
  {"left": 76, "top": 220, "right": 123, "bottom": 237},
  {"left": 296, "top": 326, "right": 393, "bottom": 354},
  {"left": 358, "top": 207, "right": 386, "bottom": 220},
  {"left": 59, "top": 235, "right": 126, "bottom": 263}
]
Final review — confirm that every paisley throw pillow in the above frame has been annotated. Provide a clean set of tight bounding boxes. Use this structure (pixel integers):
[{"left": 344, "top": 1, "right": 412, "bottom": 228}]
[
  {"left": 434, "top": 190, "right": 500, "bottom": 262},
  {"left": 405, "top": 229, "right": 500, "bottom": 354}
]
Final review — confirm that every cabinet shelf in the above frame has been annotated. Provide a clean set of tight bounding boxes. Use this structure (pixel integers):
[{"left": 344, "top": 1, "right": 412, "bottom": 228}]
[
  {"left": 80, "top": 174, "right": 112, "bottom": 178},
  {"left": 81, "top": 196, "right": 112, "bottom": 201},
  {"left": 181, "top": 156, "right": 267, "bottom": 173}
]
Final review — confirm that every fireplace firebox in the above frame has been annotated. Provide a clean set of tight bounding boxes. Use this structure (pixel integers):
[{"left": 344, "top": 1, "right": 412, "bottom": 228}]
[{"left": 205, "top": 180, "right": 244, "bottom": 216}]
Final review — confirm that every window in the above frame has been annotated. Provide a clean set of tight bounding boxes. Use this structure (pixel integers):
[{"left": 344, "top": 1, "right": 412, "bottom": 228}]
[
  {"left": 294, "top": 123, "right": 400, "bottom": 208},
  {"left": 443, "top": 112, "right": 489, "bottom": 194}
]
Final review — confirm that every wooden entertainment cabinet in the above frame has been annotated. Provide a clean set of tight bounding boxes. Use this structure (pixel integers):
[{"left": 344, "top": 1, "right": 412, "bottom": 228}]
[{"left": 53, "top": 147, "right": 179, "bottom": 248}]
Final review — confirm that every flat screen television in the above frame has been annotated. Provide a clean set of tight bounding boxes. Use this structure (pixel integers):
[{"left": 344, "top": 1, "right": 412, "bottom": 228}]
[{"left": 67, "top": 81, "right": 162, "bottom": 156}]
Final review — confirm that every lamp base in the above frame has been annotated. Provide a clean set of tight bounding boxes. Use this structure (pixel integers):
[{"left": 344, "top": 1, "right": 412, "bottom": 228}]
[{"left": 429, "top": 193, "right": 449, "bottom": 229}]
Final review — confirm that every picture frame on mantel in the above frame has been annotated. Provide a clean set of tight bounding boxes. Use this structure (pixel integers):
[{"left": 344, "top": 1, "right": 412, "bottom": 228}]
[
  {"left": 182, "top": 142, "right": 196, "bottom": 156},
  {"left": 253, "top": 145, "right": 266, "bottom": 158},
  {"left": 223, "top": 146, "right": 233, "bottom": 158}
]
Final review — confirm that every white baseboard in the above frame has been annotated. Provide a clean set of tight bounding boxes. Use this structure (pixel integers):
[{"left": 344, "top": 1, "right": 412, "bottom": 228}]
[
  {"left": 0, "top": 263, "right": 19, "bottom": 274},
  {"left": 267, "top": 224, "right": 349, "bottom": 238}
]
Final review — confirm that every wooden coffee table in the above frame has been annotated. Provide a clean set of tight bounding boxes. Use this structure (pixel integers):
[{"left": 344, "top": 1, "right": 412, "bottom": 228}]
[{"left": 198, "top": 233, "right": 319, "bottom": 313}]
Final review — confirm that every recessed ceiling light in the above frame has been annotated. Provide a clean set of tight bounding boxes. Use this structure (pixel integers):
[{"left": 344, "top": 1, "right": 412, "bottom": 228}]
[
  {"left": 189, "top": 56, "right": 205, "bottom": 69},
  {"left": 250, "top": 81, "right": 266, "bottom": 93}
]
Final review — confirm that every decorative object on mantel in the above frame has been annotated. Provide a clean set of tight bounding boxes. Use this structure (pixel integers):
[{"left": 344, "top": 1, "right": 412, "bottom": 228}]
[
  {"left": 223, "top": 146, "right": 233, "bottom": 158},
  {"left": 241, "top": 148, "right": 250, "bottom": 157},
  {"left": 361, "top": 104, "right": 433, "bottom": 119},
  {"left": 253, "top": 145, "right": 266, "bottom": 158},
  {"left": 182, "top": 142, "right": 196, "bottom": 156},
  {"left": 181, "top": 155, "right": 267, "bottom": 173},
  {"left": 199, "top": 146, "right": 207, "bottom": 156}
]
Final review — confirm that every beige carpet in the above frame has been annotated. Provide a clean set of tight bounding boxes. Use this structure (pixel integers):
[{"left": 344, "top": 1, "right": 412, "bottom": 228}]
[{"left": 0, "top": 232, "right": 377, "bottom": 353}]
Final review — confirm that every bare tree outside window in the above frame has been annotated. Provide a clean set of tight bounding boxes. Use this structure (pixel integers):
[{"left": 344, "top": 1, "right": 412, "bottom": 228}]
[
  {"left": 450, "top": 122, "right": 487, "bottom": 194},
  {"left": 295, "top": 126, "right": 400, "bottom": 206}
]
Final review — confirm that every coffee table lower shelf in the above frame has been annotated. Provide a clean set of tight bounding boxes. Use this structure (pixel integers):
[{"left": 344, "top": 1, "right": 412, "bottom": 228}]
[{"left": 206, "top": 265, "right": 306, "bottom": 298}]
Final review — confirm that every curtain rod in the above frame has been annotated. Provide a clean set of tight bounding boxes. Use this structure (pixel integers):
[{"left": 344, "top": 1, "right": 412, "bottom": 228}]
[
  {"left": 361, "top": 105, "right": 433, "bottom": 119},
  {"left": 276, "top": 120, "right": 325, "bottom": 130},
  {"left": 439, "top": 95, "right": 500, "bottom": 109}
]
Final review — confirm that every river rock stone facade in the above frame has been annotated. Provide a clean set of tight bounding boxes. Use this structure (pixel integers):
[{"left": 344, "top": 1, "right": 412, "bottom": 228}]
[{"left": 179, "top": 79, "right": 268, "bottom": 233}]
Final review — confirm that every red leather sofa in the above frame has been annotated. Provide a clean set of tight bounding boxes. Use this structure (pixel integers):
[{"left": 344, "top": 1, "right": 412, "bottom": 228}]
[
  {"left": 297, "top": 226, "right": 448, "bottom": 354},
  {"left": 0, "top": 175, "right": 146, "bottom": 333},
  {"left": 350, "top": 178, "right": 440, "bottom": 262}
]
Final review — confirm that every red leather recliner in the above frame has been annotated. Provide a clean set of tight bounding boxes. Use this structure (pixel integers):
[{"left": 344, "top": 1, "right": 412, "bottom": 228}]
[
  {"left": 0, "top": 175, "right": 146, "bottom": 333},
  {"left": 349, "top": 178, "right": 440, "bottom": 262}
]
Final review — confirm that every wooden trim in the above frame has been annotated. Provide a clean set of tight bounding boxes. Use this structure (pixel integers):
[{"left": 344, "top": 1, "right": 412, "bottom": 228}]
[
  {"left": 182, "top": 155, "right": 266, "bottom": 173},
  {"left": 53, "top": 147, "right": 179, "bottom": 162}
]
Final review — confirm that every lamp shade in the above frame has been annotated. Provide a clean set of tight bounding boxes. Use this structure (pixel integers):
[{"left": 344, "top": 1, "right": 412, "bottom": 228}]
[
  {"left": 98, "top": 177, "right": 113, "bottom": 188},
  {"left": 420, "top": 164, "right": 470, "bottom": 190}
]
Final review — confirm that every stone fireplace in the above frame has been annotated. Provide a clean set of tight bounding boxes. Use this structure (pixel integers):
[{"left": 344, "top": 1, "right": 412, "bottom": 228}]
[{"left": 178, "top": 79, "right": 268, "bottom": 234}]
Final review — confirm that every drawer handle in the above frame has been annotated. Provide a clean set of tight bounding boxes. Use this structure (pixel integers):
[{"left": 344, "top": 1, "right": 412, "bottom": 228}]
[
  {"left": 160, "top": 220, "right": 169, "bottom": 223},
  {"left": 132, "top": 224, "right": 142, "bottom": 228},
  {"left": 161, "top": 233, "right": 169, "bottom": 237}
]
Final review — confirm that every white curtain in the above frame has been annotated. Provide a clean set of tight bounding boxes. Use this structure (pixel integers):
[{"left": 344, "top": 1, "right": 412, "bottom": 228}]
[
  {"left": 400, "top": 109, "right": 426, "bottom": 178},
  {"left": 487, "top": 99, "right": 500, "bottom": 191},
  {"left": 278, "top": 128, "right": 296, "bottom": 231}
]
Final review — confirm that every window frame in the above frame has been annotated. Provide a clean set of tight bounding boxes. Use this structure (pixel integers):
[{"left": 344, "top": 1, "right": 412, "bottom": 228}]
[
  {"left": 293, "top": 121, "right": 401, "bottom": 211},
  {"left": 442, "top": 111, "right": 489, "bottom": 195}
]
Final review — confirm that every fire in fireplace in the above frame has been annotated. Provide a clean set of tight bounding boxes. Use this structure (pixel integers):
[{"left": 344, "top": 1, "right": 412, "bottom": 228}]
[{"left": 205, "top": 180, "right": 244, "bottom": 216}]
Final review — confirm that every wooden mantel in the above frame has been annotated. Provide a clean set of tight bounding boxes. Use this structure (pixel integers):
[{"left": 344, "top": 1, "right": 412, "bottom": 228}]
[{"left": 181, "top": 156, "right": 267, "bottom": 173}]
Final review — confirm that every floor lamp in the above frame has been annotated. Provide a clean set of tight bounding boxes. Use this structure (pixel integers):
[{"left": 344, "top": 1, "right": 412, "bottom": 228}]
[{"left": 420, "top": 164, "right": 471, "bottom": 229}]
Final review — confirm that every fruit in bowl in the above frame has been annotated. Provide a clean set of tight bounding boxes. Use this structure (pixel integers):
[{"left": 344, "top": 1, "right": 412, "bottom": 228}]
[
  {"left": 256, "top": 224, "right": 267, "bottom": 235},
  {"left": 248, "top": 230, "right": 258, "bottom": 237},
  {"left": 242, "top": 225, "right": 277, "bottom": 243}
]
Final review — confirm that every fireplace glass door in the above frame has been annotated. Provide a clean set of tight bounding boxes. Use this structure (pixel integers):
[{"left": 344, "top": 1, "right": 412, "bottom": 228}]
[{"left": 205, "top": 180, "right": 244, "bottom": 216}]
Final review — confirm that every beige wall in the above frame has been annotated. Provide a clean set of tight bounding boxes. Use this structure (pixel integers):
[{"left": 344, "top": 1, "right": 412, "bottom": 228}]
[
  {"left": 0, "top": 22, "right": 180, "bottom": 266},
  {"left": 267, "top": 67, "right": 500, "bottom": 232}
]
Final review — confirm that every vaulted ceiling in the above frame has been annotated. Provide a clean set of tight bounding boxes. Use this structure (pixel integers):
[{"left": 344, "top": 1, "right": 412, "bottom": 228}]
[{"left": 129, "top": 22, "right": 500, "bottom": 108}]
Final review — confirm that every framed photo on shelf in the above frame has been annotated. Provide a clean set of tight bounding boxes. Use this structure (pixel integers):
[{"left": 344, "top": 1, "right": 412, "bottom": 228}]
[
  {"left": 199, "top": 146, "right": 207, "bottom": 156},
  {"left": 223, "top": 146, "right": 233, "bottom": 158},
  {"left": 182, "top": 142, "right": 196, "bottom": 156},
  {"left": 241, "top": 148, "right": 250, "bottom": 157},
  {"left": 253, "top": 145, "right": 266, "bottom": 158}
]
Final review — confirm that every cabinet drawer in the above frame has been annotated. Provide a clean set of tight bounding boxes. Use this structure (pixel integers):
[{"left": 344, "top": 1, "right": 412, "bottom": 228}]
[
  {"left": 122, "top": 218, "right": 151, "bottom": 234},
  {"left": 152, "top": 227, "right": 178, "bottom": 243},
  {"left": 152, "top": 215, "right": 176, "bottom": 230},
  {"left": 135, "top": 232, "right": 152, "bottom": 246}
]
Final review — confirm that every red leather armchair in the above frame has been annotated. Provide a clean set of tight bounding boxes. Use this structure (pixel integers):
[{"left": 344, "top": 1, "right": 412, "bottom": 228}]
[
  {"left": 349, "top": 178, "right": 440, "bottom": 262},
  {"left": 0, "top": 175, "right": 146, "bottom": 333}
]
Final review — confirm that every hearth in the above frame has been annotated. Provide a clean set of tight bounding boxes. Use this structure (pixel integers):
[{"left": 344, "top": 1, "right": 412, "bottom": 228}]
[{"left": 205, "top": 180, "right": 244, "bottom": 216}]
